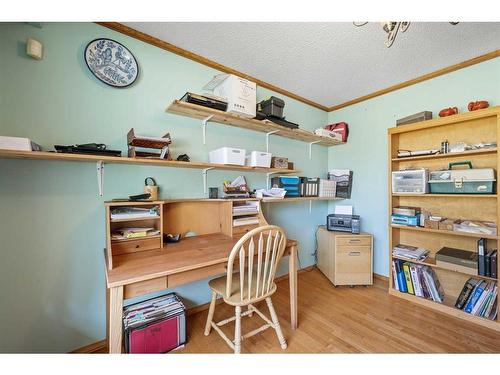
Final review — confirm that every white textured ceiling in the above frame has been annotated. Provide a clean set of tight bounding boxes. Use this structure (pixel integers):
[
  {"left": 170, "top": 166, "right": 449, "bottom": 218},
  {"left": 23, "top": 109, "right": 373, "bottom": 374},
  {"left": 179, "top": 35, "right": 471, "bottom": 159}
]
[{"left": 125, "top": 22, "right": 500, "bottom": 107}]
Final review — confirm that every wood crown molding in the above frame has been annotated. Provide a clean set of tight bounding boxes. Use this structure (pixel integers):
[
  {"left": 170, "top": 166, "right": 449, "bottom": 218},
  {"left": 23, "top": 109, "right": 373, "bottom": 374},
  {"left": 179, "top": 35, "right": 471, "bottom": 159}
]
[
  {"left": 328, "top": 49, "right": 500, "bottom": 112},
  {"left": 96, "top": 23, "right": 499, "bottom": 114},
  {"left": 96, "top": 22, "right": 329, "bottom": 111}
]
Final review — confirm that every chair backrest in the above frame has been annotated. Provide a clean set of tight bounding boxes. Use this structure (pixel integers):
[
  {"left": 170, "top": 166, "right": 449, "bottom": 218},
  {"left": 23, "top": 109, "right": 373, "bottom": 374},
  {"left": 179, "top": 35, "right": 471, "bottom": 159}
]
[{"left": 225, "top": 225, "right": 287, "bottom": 302}]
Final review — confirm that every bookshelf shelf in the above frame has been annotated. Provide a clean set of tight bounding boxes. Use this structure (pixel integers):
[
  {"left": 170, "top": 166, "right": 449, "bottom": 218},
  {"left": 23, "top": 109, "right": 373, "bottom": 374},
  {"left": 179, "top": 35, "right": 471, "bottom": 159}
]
[
  {"left": 391, "top": 148, "right": 497, "bottom": 162},
  {"left": 111, "top": 235, "right": 162, "bottom": 243},
  {"left": 388, "top": 106, "right": 500, "bottom": 332},
  {"left": 110, "top": 216, "right": 161, "bottom": 223},
  {"left": 390, "top": 224, "right": 499, "bottom": 240},
  {"left": 392, "top": 255, "right": 498, "bottom": 282}
]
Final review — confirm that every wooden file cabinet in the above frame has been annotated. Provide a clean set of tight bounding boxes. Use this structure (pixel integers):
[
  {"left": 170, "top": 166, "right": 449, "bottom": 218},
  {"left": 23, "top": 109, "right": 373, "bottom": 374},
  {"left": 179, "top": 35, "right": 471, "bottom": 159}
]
[{"left": 317, "top": 226, "right": 373, "bottom": 286}]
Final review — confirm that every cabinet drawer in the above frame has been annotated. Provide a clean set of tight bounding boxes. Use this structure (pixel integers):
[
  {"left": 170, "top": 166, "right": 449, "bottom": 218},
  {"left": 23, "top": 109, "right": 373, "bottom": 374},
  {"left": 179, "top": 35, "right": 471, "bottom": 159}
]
[
  {"left": 112, "top": 237, "right": 161, "bottom": 256},
  {"left": 124, "top": 276, "right": 167, "bottom": 299},
  {"left": 335, "top": 246, "right": 372, "bottom": 273},
  {"left": 233, "top": 224, "right": 259, "bottom": 236},
  {"left": 336, "top": 236, "right": 371, "bottom": 247},
  {"left": 168, "top": 263, "right": 227, "bottom": 288}
]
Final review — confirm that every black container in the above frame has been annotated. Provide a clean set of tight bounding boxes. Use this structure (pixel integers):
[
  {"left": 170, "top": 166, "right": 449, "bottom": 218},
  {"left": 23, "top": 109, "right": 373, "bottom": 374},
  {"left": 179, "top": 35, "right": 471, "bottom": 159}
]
[{"left": 259, "top": 96, "right": 285, "bottom": 119}]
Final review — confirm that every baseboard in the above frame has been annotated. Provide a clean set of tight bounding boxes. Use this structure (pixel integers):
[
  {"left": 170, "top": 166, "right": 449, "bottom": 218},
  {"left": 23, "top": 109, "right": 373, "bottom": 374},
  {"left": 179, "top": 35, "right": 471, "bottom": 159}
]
[
  {"left": 70, "top": 339, "right": 108, "bottom": 354},
  {"left": 373, "top": 273, "right": 389, "bottom": 282},
  {"left": 71, "top": 265, "right": 315, "bottom": 353}
]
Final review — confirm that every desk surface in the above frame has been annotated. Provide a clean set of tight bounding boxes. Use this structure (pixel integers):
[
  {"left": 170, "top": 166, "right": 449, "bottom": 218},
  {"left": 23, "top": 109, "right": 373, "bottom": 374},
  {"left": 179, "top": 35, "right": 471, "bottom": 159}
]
[{"left": 105, "top": 233, "right": 297, "bottom": 288}]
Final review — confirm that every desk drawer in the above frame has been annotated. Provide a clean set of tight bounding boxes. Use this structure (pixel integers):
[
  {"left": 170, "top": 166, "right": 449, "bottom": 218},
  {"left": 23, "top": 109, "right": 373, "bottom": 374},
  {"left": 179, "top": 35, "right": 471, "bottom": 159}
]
[
  {"left": 112, "top": 237, "right": 161, "bottom": 256},
  {"left": 168, "top": 263, "right": 227, "bottom": 288},
  {"left": 336, "top": 236, "right": 371, "bottom": 247},
  {"left": 233, "top": 224, "right": 259, "bottom": 236},
  {"left": 124, "top": 276, "right": 167, "bottom": 299}
]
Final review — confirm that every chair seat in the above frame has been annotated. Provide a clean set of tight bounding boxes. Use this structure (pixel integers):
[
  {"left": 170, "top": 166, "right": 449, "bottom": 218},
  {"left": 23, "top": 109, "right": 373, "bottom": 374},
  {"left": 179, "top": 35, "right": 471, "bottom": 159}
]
[{"left": 209, "top": 273, "right": 277, "bottom": 306}]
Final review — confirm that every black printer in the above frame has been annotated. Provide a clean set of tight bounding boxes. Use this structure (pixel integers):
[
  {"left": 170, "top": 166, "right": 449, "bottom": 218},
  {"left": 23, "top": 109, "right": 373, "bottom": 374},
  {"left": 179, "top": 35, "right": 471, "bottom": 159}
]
[{"left": 326, "top": 214, "right": 360, "bottom": 234}]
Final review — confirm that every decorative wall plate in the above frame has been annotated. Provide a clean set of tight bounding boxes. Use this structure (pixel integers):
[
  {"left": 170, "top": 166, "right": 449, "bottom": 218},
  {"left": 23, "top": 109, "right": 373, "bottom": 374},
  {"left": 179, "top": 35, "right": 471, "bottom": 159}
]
[{"left": 84, "top": 38, "right": 139, "bottom": 88}]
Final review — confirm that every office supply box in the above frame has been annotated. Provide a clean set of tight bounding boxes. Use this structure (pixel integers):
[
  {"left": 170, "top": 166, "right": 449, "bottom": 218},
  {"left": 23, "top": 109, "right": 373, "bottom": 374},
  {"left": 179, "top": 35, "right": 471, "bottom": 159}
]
[
  {"left": 328, "top": 170, "right": 353, "bottom": 198},
  {"left": 203, "top": 74, "right": 256, "bottom": 118},
  {"left": 209, "top": 147, "right": 246, "bottom": 166},
  {"left": 300, "top": 177, "right": 319, "bottom": 197},
  {"left": 391, "top": 214, "right": 419, "bottom": 226},
  {"left": 271, "top": 176, "right": 300, "bottom": 197},
  {"left": 392, "top": 169, "right": 429, "bottom": 194},
  {"left": 258, "top": 96, "right": 285, "bottom": 119},
  {"left": 429, "top": 162, "right": 495, "bottom": 194},
  {"left": 327, "top": 214, "right": 360, "bottom": 234}
]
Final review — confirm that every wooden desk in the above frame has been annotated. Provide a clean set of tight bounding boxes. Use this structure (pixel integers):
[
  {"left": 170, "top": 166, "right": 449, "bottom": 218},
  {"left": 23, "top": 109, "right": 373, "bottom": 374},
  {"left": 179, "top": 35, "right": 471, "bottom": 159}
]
[{"left": 104, "top": 233, "right": 298, "bottom": 354}]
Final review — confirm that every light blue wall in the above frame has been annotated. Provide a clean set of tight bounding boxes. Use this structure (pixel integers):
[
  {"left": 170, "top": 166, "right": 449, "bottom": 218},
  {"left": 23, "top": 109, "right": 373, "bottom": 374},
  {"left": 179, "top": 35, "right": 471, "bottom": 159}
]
[
  {"left": 0, "top": 23, "right": 330, "bottom": 352},
  {"left": 328, "top": 58, "right": 500, "bottom": 277}
]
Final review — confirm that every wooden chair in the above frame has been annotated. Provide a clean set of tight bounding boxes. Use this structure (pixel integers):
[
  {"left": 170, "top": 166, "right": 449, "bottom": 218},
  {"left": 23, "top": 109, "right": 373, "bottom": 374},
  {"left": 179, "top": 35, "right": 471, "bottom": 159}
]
[{"left": 204, "top": 225, "right": 288, "bottom": 353}]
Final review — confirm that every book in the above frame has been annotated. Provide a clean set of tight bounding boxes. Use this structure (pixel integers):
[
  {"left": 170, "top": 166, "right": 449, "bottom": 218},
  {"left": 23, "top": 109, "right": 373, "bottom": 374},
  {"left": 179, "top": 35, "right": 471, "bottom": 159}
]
[
  {"left": 477, "top": 238, "right": 486, "bottom": 276},
  {"left": 455, "top": 278, "right": 477, "bottom": 309},
  {"left": 485, "top": 250, "right": 493, "bottom": 278},
  {"left": 402, "top": 263, "right": 414, "bottom": 295},
  {"left": 464, "top": 281, "right": 486, "bottom": 313},
  {"left": 410, "top": 265, "right": 423, "bottom": 297},
  {"left": 416, "top": 266, "right": 430, "bottom": 299},
  {"left": 391, "top": 260, "right": 399, "bottom": 292},
  {"left": 393, "top": 244, "right": 428, "bottom": 261},
  {"left": 472, "top": 282, "right": 492, "bottom": 315},
  {"left": 491, "top": 250, "right": 497, "bottom": 279},
  {"left": 423, "top": 267, "right": 444, "bottom": 302},
  {"left": 395, "top": 260, "right": 407, "bottom": 293}
]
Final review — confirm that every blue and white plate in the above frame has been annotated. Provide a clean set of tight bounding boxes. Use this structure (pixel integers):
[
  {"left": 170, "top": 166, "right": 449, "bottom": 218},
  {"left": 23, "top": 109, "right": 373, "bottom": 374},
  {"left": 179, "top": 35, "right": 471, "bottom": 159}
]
[{"left": 84, "top": 38, "right": 139, "bottom": 88}]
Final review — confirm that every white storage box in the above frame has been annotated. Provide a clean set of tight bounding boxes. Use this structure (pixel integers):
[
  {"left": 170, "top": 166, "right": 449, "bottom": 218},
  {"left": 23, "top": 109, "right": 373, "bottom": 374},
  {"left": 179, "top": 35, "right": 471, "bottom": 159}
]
[
  {"left": 0, "top": 136, "right": 42, "bottom": 151},
  {"left": 203, "top": 74, "right": 256, "bottom": 118},
  {"left": 246, "top": 151, "right": 271, "bottom": 168},
  {"left": 319, "top": 179, "right": 337, "bottom": 198},
  {"left": 392, "top": 169, "right": 429, "bottom": 194},
  {"left": 209, "top": 147, "right": 246, "bottom": 166}
]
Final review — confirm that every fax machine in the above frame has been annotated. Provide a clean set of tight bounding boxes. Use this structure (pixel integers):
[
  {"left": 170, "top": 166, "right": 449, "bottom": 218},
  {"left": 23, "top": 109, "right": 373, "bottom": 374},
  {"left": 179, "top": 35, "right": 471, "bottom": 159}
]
[{"left": 326, "top": 214, "right": 360, "bottom": 234}]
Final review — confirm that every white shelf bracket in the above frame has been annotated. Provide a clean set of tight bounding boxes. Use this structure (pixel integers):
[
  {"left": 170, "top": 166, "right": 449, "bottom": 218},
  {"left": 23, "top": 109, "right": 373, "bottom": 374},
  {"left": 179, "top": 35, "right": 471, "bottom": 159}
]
[
  {"left": 308, "top": 141, "right": 321, "bottom": 159},
  {"left": 202, "top": 167, "right": 215, "bottom": 194},
  {"left": 96, "top": 160, "right": 104, "bottom": 197},
  {"left": 202, "top": 115, "right": 214, "bottom": 145},
  {"left": 309, "top": 200, "right": 312, "bottom": 213},
  {"left": 266, "top": 172, "right": 277, "bottom": 189},
  {"left": 265, "top": 130, "right": 280, "bottom": 152}
]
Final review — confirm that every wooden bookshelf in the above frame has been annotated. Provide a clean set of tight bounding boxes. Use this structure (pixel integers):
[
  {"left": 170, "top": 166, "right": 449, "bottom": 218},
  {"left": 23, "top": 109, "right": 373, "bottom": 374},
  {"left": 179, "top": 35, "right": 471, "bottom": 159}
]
[
  {"left": 166, "top": 100, "right": 344, "bottom": 146},
  {"left": 388, "top": 106, "right": 500, "bottom": 332}
]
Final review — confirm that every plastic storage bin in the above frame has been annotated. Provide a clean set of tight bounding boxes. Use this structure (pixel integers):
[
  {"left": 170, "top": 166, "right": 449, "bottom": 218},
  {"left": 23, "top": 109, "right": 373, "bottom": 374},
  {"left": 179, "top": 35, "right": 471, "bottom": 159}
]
[
  {"left": 300, "top": 177, "right": 320, "bottom": 197},
  {"left": 245, "top": 151, "right": 272, "bottom": 167},
  {"left": 429, "top": 162, "right": 495, "bottom": 194},
  {"left": 392, "top": 169, "right": 429, "bottom": 194},
  {"left": 209, "top": 147, "right": 246, "bottom": 166}
]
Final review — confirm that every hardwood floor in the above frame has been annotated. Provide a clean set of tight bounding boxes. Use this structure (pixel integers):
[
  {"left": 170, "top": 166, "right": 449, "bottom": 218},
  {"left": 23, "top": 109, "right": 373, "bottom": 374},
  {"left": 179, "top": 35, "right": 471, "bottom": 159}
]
[{"left": 177, "top": 268, "right": 500, "bottom": 353}]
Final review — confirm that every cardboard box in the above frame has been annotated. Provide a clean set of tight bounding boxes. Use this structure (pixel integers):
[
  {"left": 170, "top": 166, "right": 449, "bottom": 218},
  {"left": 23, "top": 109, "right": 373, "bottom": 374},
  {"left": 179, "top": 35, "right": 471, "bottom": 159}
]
[
  {"left": 438, "top": 219, "right": 458, "bottom": 231},
  {"left": 0, "top": 136, "right": 41, "bottom": 151},
  {"left": 424, "top": 218, "right": 443, "bottom": 230},
  {"left": 203, "top": 74, "right": 256, "bottom": 118}
]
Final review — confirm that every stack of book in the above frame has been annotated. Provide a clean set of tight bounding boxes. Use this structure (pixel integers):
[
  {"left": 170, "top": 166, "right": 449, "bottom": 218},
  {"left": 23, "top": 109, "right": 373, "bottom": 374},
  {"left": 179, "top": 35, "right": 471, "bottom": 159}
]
[
  {"left": 110, "top": 206, "right": 159, "bottom": 220},
  {"left": 392, "top": 244, "right": 429, "bottom": 261},
  {"left": 392, "top": 259, "right": 445, "bottom": 302},
  {"left": 233, "top": 216, "right": 260, "bottom": 227},
  {"left": 477, "top": 238, "right": 498, "bottom": 278},
  {"left": 455, "top": 279, "right": 498, "bottom": 321},
  {"left": 112, "top": 227, "right": 160, "bottom": 240}
]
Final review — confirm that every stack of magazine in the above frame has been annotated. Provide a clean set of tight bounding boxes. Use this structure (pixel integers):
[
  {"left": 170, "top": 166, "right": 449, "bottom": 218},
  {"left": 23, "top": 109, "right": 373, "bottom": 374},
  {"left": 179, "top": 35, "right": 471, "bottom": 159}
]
[{"left": 393, "top": 244, "right": 429, "bottom": 261}]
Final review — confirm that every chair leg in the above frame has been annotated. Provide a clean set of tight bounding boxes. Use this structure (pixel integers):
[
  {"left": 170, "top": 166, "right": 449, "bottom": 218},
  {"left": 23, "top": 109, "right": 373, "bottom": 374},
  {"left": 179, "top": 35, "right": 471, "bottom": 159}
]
[
  {"left": 234, "top": 306, "right": 242, "bottom": 354},
  {"left": 266, "top": 297, "right": 287, "bottom": 350},
  {"left": 204, "top": 291, "right": 217, "bottom": 336}
]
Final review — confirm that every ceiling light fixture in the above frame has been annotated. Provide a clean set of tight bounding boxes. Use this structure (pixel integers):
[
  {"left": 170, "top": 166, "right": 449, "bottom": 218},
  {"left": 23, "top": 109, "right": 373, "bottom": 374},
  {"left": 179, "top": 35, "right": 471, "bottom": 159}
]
[{"left": 353, "top": 22, "right": 459, "bottom": 48}]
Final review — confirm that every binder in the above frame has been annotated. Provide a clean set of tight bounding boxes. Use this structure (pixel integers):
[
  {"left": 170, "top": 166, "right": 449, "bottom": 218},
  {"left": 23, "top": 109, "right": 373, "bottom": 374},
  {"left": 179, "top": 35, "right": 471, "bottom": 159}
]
[
  {"left": 477, "top": 238, "right": 486, "bottom": 276},
  {"left": 491, "top": 250, "right": 497, "bottom": 279},
  {"left": 402, "top": 263, "right": 414, "bottom": 295}
]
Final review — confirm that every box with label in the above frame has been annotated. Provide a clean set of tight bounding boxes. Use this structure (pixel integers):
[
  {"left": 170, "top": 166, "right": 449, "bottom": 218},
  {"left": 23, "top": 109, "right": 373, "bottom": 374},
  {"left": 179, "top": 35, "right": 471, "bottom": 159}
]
[
  {"left": 203, "top": 74, "right": 256, "bottom": 118},
  {"left": 246, "top": 151, "right": 271, "bottom": 168},
  {"left": 438, "top": 219, "right": 458, "bottom": 231}
]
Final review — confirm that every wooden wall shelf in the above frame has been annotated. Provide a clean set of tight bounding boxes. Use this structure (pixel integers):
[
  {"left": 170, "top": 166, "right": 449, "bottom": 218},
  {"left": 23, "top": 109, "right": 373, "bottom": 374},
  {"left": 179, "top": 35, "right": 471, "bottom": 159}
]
[
  {"left": 0, "top": 149, "right": 298, "bottom": 174},
  {"left": 166, "top": 100, "right": 344, "bottom": 146},
  {"left": 261, "top": 197, "right": 343, "bottom": 203},
  {"left": 388, "top": 107, "right": 500, "bottom": 332}
]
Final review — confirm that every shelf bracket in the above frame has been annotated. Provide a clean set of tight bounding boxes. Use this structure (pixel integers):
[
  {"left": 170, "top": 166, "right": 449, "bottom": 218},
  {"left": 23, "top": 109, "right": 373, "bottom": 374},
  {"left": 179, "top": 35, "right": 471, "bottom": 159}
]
[
  {"left": 309, "top": 200, "right": 312, "bottom": 213},
  {"left": 202, "top": 167, "right": 215, "bottom": 195},
  {"left": 202, "top": 115, "right": 214, "bottom": 145},
  {"left": 308, "top": 141, "right": 321, "bottom": 159},
  {"left": 96, "top": 160, "right": 104, "bottom": 197},
  {"left": 266, "top": 172, "right": 278, "bottom": 189},
  {"left": 265, "top": 130, "right": 280, "bottom": 153}
]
